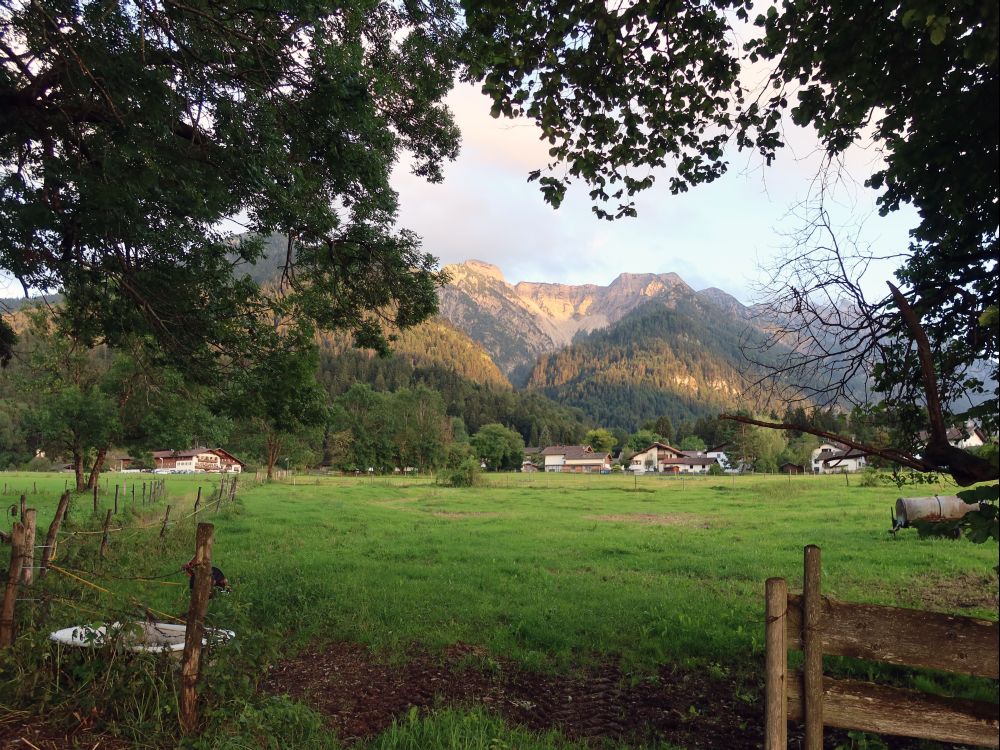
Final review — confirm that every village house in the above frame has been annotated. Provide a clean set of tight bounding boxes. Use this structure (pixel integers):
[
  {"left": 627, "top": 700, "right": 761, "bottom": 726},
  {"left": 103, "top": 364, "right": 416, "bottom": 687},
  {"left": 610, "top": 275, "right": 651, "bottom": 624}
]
[
  {"left": 540, "top": 445, "right": 611, "bottom": 473},
  {"left": 810, "top": 443, "right": 867, "bottom": 474},
  {"left": 628, "top": 443, "right": 720, "bottom": 474},
  {"left": 628, "top": 443, "right": 725, "bottom": 474},
  {"left": 918, "top": 421, "right": 988, "bottom": 450},
  {"left": 152, "top": 448, "right": 245, "bottom": 473}
]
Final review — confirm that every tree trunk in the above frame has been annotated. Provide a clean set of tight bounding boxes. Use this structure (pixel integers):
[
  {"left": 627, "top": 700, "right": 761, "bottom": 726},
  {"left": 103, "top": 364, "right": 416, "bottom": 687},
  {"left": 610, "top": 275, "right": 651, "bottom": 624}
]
[
  {"left": 87, "top": 447, "right": 107, "bottom": 490},
  {"left": 73, "top": 449, "right": 86, "bottom": 493},
  {"left": 265, "top": 434, "right": 281, "bottom": 480}
]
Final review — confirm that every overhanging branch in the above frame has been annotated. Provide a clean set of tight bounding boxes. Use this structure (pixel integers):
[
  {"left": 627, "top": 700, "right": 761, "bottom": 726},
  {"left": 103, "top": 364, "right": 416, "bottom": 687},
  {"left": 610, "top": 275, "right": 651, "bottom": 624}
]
[{"left": 719, "top": 414, "right": 932, "bottom": 472}]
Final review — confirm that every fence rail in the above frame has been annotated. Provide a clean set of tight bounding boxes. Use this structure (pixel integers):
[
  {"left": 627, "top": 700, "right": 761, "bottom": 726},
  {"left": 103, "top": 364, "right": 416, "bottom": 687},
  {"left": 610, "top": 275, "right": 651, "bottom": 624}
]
[{"left": 765, "top": 545, "right": 999, "bottom": 749}]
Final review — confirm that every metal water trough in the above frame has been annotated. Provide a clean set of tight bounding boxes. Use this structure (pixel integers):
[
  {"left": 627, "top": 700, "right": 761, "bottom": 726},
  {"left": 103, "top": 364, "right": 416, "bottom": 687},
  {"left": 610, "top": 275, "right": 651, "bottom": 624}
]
[
  {"left": 49, "top": 621, "right": 234, "bottom": 657},
  {"left": 889, "top": 495, "right": 981, "bottom": 536}
]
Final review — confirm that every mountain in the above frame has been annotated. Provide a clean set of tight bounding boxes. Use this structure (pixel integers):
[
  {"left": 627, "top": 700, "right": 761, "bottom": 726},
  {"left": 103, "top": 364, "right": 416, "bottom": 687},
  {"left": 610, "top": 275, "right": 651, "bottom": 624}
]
[
  {"left": 317, "top": 316, "right": 511, "bottom": 390},
  {"left": 524, "top": 295, "right": 761, "bottom": 431},
  {"left": 439, "top": 260, "right": 721, "bottom": 385},
  {"left": 435, "top": 261, "right": 772, "bottom": 430}
]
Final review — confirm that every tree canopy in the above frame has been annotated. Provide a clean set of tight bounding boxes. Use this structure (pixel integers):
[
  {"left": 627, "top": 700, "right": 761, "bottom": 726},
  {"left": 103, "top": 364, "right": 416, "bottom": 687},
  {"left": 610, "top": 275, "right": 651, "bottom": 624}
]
[{"left": 1, "top": 0, "right": 463, "bottom": 369}]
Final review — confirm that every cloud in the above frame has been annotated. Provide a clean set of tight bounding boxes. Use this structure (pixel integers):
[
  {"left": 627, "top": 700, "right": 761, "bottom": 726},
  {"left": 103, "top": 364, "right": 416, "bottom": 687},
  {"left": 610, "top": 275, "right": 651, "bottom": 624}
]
[{"left": 397, "top": 69, "right": 918, "bottom": 305}]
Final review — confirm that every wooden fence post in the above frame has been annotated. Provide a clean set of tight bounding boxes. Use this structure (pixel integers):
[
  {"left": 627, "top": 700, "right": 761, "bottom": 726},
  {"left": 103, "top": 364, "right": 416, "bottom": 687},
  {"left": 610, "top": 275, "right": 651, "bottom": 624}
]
[
  {"left": 40, "top": 492, "right": 71, "bottom": 578},
  {"left": 20, "top": 509, "right": 36, "bottom": 586},
  {"left": 803, "top": 545, "right": 823, "bottom": 750},
  {"left": 180, "top": 522, "right": 214, "bottom": 734},
  {"left": 132, "top": 484, "right": 135, "bottom": 506},
  {"left": 19, "top": 494, "right": 25, "bottom": 519},
  {"left": 142, "top": 482, "right": 146, "bottom": 505},
  {"left": 100, "top": 509, "right": 113, "bottom": 559},
  {"left": 0, "top": 522, "right": 25, "bottom": 648},
  {"left": 160, "top": 505, "right": 171, "bottom": 539},
  {"left": 93, "top": 484, "right": 98, "bottom": 513},
  {"left": 194, "top": 487, "right": 202, "bottom": 519},
  {"left": 765, "top": 576, "right": 788, "bottom": 750},
  {"left": 114, "top": 484, "right": 119, "bottom": 514}
]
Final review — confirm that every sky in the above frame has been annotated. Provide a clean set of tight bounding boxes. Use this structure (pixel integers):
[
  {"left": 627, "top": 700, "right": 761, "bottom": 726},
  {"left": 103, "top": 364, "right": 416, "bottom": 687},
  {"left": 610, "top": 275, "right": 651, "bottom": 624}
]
[
  {"left": 1, "top": 83, "right": 917, "bottom": 307},
  {"left": 393, "top": 83, "right": 917, "bottom": 305}
]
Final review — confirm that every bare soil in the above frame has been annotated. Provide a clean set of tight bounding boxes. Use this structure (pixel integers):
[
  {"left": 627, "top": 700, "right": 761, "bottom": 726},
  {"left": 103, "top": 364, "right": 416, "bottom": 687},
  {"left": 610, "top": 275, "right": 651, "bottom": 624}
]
[
  {"left": 0, "top": 716, "right": 132, "bottom": 750},
  {"left": 261, "top": 642, "right": 957, "bottom": 749},
  {"left": 910, "top": 571, "right": 1000, "bottom": 612}
]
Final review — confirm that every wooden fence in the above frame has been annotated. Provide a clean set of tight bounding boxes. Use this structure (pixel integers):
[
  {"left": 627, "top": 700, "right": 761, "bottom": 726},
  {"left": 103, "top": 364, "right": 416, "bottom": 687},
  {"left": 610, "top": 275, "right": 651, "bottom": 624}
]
[{"left": 765, "top": 545, "right": 999, "bottom": 749}]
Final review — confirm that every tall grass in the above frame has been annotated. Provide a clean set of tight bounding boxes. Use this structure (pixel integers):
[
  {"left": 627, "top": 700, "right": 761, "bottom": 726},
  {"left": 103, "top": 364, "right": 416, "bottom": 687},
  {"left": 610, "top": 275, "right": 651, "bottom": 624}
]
[{"left": 0, "top": 470, "right": 996, "bottom": 747}]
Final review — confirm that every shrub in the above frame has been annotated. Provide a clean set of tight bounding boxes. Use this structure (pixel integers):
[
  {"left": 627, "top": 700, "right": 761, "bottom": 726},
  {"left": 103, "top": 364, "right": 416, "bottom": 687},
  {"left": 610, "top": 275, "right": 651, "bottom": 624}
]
[
  {"left": 23, "top": 455, "right": 56, "bottom": 472},
  {"left": 859, "top": 468, "right": 887, "bottom": 487},
  {"left": 438, "top": 457, "right": 482, "bottom": 487},
  {"left": 708, "top": 463, "right": 724, "bottom": 476}
]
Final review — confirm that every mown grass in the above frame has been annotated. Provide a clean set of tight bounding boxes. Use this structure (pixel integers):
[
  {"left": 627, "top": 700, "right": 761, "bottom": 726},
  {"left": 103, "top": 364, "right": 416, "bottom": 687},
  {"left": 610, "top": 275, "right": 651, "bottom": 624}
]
[{"left": 0, "top": 470, "right": 996, "bottom": 748}]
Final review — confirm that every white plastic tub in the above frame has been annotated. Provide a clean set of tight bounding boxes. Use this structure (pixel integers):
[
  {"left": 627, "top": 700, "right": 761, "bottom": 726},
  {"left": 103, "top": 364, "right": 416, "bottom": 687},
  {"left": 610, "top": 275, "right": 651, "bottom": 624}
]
[{"left": 49, "top": 621, "right": 234, "bottom": 655}]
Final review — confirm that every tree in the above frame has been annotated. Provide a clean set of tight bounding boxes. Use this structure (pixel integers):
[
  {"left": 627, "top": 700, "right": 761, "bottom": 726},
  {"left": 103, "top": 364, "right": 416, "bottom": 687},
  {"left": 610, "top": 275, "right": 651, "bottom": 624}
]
[
  {"left": 781, "top": 434, "right": 821, "bottom": 470},
  {"left": 1, "top": 0, "right": 464, "bottom": 370},
  {"left": 390, "top": 387, "right": 451, "bottom": 472},
  {"left": 16, "top": 310, "right": 118, "bottom": 490},
  {"left": 679, "top": 436, "right": 707, "bottom": 452},
  {"left": 227, "top": 330, "right": 326, "bottom": 479},
  {"left": 330, "top": 384, "right": 394, "bottom": 472},
  {"left": 29, "top": 386, "right": 119, "bottom": 492},
  {"left": 652, "top": 416, "right": 675, "bottom": 444},
  {"left": 625, "top": 430, "right": 662, "bottom": 454},
  {"left": 584, "top": 428, "right": 616, "bottom": 454},
  {"left": 471, "top": 424, "right": 525, "bottom": 471},
  {"left": 466, "top": 2, "right": 997, "bottom": 493},
  {"left": 728, "top": 421, "right": 787, "bottom": 474}
]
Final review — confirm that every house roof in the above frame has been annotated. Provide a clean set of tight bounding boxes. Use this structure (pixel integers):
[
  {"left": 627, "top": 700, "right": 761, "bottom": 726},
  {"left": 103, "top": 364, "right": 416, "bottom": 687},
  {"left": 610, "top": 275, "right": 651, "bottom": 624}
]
[
  {"left": 565, "top": 452, "right": 611, "bottom": 463},
  {"left": 918, "top": 425, "right": 987, "bottom": 443},
  {"left": 153, "top": 448, "right": 212, "bottom": 459},
  {"left": 212, "top": 448, "right": 246, "bottom": 466},
  {"left": 540, "top": 445, "right": 595, "bottom": 459},
  {"left": 637, "top": 442, "right": 687, "bottom": 456},
  {"left": 821, "top": 448, "right": 867, "bottom": 463}
]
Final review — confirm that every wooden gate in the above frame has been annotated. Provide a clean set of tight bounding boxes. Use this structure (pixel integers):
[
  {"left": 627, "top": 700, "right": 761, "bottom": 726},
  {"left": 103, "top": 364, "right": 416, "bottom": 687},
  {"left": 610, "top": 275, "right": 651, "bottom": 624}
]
[{"left": 765, "top": 545, "right": 999, "bottom": 749}]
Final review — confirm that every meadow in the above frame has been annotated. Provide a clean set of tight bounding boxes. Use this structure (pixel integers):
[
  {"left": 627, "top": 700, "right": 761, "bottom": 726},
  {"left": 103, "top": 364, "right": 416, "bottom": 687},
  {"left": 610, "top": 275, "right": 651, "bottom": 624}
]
[{"left": 0, "top": 470, "right": 996, "bottom": 749}]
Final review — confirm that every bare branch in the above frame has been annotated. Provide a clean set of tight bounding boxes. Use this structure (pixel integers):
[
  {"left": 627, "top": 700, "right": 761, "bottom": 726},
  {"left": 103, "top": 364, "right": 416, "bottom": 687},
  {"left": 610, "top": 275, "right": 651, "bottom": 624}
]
[{"left": 719, "top": 413, "right": 932, "bottom": 472}]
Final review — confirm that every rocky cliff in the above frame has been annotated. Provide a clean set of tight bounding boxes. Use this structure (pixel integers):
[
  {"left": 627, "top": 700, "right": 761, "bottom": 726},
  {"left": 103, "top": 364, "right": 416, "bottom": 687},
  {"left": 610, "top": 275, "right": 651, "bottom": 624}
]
[{"left": 439, "top": 260, "right": 746, "bottom": 385}]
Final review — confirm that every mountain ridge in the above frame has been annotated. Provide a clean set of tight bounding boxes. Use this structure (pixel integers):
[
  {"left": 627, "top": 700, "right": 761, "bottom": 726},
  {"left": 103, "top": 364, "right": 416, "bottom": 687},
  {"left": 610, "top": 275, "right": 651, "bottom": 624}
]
[{"left": 439, "top": 259, "right": 750, "bottom": 385}]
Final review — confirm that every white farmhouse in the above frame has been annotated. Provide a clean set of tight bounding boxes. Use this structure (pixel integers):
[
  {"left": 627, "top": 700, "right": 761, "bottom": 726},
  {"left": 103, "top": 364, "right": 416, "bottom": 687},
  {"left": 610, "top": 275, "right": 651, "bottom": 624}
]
[
  {"left": 811, "top": 443, "right": 867, "bottom": 474},
  {"left": 540, "top": 445, "right": 611, "bottom": 473}
]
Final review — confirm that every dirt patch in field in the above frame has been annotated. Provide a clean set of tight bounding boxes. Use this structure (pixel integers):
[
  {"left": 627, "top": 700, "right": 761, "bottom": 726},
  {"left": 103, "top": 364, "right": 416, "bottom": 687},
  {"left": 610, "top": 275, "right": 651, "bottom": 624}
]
[
  {"left": 0, "top": 718, "right": 133, "bottom": 749},
  {"left": 427, "top": 511, "right": 502, "bottom": 519},
  {"left": 261, "top": 641, "right": 759, "bottom": 747},
  {"left": 586, "top": 513, "right": 711, "bottom": 528},
  {"left": 262, "top": 643, "right": 950, "bottom": 749},
  {"left": 909, "top": 571, "right": 1000, "bottom": 612}
]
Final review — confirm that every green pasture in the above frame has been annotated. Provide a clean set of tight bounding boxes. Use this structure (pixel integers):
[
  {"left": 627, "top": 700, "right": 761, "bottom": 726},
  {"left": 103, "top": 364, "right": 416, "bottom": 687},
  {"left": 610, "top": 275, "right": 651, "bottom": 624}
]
[{"left": 1, "top": 470, "right": 997, "bottom": 748}]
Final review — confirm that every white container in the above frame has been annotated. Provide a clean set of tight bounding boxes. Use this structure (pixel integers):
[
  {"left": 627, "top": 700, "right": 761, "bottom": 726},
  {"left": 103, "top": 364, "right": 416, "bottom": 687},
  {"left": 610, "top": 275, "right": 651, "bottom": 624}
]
[{"left": 49, "top": 621, "right": 234, "bottom": 654}]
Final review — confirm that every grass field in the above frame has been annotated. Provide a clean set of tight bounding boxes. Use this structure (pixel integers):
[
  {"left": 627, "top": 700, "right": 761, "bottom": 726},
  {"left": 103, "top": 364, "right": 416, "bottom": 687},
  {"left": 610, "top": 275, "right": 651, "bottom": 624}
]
[{"left": 0, "top": 470, "right": 997, "bottom": 749}]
